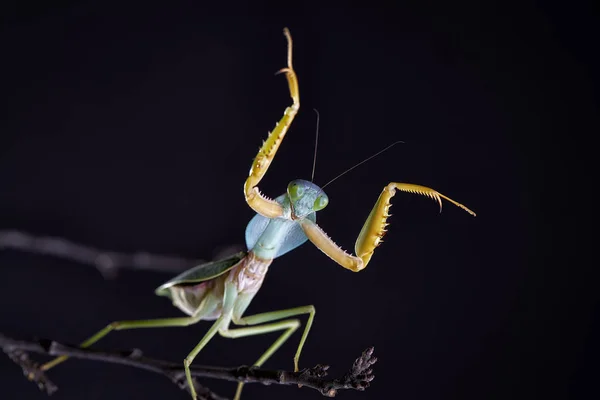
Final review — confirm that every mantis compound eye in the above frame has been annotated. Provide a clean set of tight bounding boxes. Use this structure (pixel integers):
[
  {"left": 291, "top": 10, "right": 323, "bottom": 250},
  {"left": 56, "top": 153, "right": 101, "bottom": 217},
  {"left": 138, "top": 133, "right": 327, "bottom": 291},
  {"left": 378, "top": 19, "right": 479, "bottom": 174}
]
[
  {"left": 288, "top": 182, "right": 305, "bottom": 200},
  {"left": 313, "top": 195, "right": 329, "bottom": 211}
]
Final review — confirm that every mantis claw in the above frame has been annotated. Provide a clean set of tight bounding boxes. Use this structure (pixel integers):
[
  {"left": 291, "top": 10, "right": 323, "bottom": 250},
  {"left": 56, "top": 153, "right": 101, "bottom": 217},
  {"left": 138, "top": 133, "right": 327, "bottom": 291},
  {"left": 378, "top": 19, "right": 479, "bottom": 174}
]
[{"left": 275, "top": 67, "right": 292, "bottom": 75}]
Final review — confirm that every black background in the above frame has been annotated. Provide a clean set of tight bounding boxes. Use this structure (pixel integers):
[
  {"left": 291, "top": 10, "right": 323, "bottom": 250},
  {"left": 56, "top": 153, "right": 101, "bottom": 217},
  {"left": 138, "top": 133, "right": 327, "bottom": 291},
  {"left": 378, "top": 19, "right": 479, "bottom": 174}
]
[{"left": 1, "top": 2, "right": 597, "bottom": 400}]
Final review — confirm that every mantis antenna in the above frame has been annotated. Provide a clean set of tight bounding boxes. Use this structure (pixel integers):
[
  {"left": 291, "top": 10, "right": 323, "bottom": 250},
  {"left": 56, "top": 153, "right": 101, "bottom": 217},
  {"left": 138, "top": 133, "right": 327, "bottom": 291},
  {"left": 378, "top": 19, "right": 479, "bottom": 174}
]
[
  {"left": 320, "top": 140, "right": 405, "bottom": 190},
  {"left": 311, "top": 108, "right": 320, "bottom": 182}
]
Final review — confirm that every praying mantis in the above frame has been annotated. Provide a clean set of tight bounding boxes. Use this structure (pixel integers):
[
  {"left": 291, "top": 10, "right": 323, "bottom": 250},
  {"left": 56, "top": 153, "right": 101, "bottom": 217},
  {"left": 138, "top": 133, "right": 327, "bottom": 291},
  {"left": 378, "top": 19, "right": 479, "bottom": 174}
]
[{"left": 40, "top": 28, "right": 476, "bottom": 400}]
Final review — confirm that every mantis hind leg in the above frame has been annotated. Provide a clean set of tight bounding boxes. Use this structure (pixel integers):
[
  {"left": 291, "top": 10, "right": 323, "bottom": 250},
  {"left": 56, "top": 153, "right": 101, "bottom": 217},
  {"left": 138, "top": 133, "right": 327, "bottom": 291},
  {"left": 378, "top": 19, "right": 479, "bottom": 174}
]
[
  {"left": 222, "top": 305, "right": 316, "bottom": 400},
  {"left": 40, "top": 298, "right": 217, "bottom": 372}
]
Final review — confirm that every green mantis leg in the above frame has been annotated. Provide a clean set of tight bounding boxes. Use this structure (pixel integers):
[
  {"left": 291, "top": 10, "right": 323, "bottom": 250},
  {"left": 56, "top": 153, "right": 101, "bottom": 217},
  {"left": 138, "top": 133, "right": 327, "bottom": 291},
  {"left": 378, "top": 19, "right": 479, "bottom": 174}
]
[
  {"left": 222, "top": 305, "right": 316, "bottom": 400},
  {"left": 40, "top": 314, "right": 205, "bottom": 371},
  {"left": 40, "top": 293, "right": 220, "bottom": 372},
  {"left": 40, "top": 294, "right": 226, "bottom": 400},
  {"left": 183, "top": 316, "right": 229, "bottom": 400},
  {"left": 181, "top": 281, "right": 239, "bottom": 400}
]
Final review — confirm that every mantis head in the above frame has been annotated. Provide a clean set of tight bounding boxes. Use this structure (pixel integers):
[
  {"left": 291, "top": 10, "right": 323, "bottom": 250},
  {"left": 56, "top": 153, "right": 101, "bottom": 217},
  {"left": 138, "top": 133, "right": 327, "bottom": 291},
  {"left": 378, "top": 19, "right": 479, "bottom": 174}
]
[{"left": 287, "top": 179, "right": 329, "bottom": 219}]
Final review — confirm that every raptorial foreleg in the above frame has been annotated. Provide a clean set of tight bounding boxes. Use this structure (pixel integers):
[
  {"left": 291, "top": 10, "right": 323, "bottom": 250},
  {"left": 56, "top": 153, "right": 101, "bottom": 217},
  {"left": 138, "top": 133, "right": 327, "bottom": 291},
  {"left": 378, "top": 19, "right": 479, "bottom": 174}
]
[
  {"left": 300, "top": 183, "right": 476, "bottom": 271},
  {"left": 244, "top": 28, "right": 300, "bottom": 219}
]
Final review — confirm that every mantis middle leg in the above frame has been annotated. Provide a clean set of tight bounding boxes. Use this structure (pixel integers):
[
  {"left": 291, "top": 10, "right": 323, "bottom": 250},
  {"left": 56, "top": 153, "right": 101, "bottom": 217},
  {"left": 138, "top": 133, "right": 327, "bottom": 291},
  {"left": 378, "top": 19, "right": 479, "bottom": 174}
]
[{"left": 222, "top": 305, "right": 316, "bottom": 400}]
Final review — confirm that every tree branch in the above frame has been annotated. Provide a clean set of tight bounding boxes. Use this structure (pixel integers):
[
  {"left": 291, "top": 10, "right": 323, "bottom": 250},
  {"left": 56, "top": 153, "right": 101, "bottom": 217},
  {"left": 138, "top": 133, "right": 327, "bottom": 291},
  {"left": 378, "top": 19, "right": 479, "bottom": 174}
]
[
  {"left": 0, "top": 230, "right": 242, "bottom": 278},
  {"left": 1, "top": 332, "right": 376, "bottom": 399}
]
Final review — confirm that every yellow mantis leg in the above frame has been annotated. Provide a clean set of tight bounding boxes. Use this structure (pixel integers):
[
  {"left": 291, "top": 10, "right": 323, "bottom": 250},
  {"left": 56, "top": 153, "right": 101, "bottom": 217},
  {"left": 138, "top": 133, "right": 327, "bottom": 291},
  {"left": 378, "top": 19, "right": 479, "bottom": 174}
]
[
  {"left": 244, "top": 28, "right": 299, "bottom": 219},
  {"left": 220, "top": 305, "right": 316, "bottom": 400},
  {"left": 300, "top": 183, "right": 476, "bottom": 272}
]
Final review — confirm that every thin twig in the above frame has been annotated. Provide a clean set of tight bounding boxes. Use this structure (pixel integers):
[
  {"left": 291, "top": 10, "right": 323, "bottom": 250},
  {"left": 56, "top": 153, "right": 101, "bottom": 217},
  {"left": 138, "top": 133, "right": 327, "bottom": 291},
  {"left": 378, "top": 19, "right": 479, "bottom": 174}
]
[
  {"left": 0, "top": 230, "right": 242, "bottom": 278},
  {"left": 0, "top": 332, "right": 376, "bottom": 398},
  {"left": 2, "top": 347, "right": 58, "bottom": 395}
]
